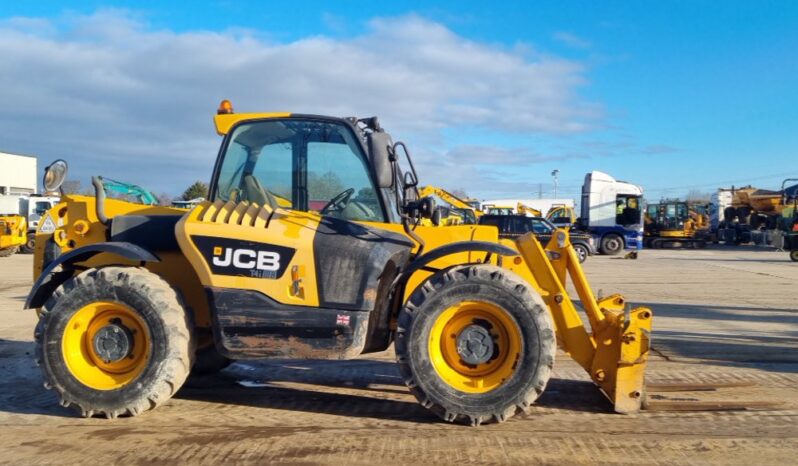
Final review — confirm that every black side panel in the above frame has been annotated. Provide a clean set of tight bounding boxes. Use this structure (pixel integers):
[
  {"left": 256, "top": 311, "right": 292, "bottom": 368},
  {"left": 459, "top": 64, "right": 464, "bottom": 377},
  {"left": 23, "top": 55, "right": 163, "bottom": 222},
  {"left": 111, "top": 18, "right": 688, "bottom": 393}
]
[
  {"left": 110, "top": 215, "right": 181, "bottom": 251},
  {"left": 313, "top": 217, "right": 412, "bottom": 311},
  {"left": 207, "top": 287, "right": 370, "bottom": 360}
]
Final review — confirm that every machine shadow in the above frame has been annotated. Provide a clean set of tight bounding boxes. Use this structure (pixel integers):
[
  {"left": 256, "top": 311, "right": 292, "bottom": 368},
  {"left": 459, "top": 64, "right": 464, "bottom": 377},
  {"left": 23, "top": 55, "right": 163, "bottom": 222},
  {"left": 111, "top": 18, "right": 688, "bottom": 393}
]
[{"left": 178, "top": 358, "right": 614, "bottom": 422}]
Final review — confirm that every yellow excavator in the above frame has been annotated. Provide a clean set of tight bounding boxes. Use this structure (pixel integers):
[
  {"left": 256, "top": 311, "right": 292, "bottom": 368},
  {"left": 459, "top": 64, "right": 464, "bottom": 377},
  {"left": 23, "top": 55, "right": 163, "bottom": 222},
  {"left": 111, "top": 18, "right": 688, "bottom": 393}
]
[
  {"left": 644, "top": 200, "right": 708, "bottom": 248},
  {"left": 418, "top": 186, "right": 480, "bottom": 225},
  {"left": 0, "top": 214, "right": 27, "bottom": 257},
  {"left": 516, "top": 202, "right": 542, "bottom": 217},
  {"left": 27, "top": 102, "right": 653, "bottom": 425}
]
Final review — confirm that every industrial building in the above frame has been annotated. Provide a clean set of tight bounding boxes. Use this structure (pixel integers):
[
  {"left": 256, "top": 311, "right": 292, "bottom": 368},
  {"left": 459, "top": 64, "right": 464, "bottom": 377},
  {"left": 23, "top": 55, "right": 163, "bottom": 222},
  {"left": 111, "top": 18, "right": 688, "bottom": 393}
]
[{"left": 0, "top": 151, "right": 37, "bottom": 195}]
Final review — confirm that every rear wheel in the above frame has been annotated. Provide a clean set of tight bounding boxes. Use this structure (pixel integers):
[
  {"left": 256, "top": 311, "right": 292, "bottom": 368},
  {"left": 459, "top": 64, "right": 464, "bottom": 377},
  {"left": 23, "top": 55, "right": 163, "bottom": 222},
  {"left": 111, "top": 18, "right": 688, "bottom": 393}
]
[
  {"left": 35, "top": 266, "right": 195, "bottom": 418},
  {"left": 600, "top": 234, "right": 624, "bottom": 255},
  {"left": 0, "top": 246, "right": 18, "bottom": 257},
  {"left": 395, "top": 264, "right": 555, "bottom": 426},
  {"left": 572, "top": 244, "right": 589, "bottom": 263},
  {"left": 791, "top": 250, "right": 798, "bottom": 262}
]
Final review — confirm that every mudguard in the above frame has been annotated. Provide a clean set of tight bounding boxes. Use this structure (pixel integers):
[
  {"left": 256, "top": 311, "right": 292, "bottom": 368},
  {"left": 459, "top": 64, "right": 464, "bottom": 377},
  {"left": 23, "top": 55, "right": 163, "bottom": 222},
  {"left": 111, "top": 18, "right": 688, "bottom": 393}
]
[
  {"left": 394, "top": 241, "right": 518, "bottom": 289},
  {"left": 25, "top": 242, "right": 160, "bottom": 309}
]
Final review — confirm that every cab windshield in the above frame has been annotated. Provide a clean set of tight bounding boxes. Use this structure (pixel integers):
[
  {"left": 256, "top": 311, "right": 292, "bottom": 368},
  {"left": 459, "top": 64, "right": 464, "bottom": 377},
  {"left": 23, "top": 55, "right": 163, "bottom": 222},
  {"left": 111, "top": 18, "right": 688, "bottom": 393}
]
[
  {"left": 616, "top": 195, "right": 642, "bottom": 226},
  {"left": 213, "top": 119, "right": 384, "bottom": 222}
]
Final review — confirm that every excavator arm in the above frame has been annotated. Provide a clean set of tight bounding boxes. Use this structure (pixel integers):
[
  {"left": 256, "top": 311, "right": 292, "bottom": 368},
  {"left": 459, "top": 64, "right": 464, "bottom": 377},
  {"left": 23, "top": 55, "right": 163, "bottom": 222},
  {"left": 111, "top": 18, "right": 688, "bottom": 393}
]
[
  {"left": 517, "top": 202, "right": 542, "bottom": 217},
  {"left": 418, "top": 186, "right": 481, "bottom": 222},
  {"left": 98, "top": 176, "right": 159, "bottom": 205}
]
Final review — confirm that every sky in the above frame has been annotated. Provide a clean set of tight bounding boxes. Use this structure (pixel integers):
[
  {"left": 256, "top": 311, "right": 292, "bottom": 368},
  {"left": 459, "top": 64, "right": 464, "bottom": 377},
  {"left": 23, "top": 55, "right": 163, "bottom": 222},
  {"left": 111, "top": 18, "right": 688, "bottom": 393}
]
[{"left": 0, "top": 1, "right": 796, "bottom": 201}]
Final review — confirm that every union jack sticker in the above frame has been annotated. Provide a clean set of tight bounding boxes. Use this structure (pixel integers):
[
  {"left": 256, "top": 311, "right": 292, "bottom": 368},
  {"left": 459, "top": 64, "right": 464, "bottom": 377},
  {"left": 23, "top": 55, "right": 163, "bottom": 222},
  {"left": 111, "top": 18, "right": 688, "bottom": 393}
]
[{"left": 336, "top": 314, "right": 350, "bottom": 326}]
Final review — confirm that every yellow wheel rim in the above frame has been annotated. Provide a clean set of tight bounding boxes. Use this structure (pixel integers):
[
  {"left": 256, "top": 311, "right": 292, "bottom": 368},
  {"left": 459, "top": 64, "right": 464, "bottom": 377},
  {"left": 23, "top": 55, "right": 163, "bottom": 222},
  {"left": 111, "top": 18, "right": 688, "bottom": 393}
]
[
  {"left": 62, "top": 301, "right": 150, "bottom": 390},
  {"left": 428, "top": 301, "right": 521, "bottom": 393}
]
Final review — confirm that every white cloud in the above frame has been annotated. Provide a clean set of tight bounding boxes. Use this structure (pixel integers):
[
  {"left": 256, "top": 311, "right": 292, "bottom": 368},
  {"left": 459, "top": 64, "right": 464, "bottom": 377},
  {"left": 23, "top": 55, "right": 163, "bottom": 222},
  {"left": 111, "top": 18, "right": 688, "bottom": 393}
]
[
  {"left": 553, "top": 31, "right": 592, "bottom": 49},
  {"left": 0, "top": 10, "right": 600, "bottom": 194}
]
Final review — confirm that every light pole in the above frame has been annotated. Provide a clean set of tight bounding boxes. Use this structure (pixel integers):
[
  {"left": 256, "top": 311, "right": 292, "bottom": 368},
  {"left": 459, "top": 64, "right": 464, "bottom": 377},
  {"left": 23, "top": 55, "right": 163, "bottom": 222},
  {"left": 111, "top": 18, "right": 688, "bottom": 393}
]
[{"left": 551, "top": 169, "right": 559, "bottom": 198}]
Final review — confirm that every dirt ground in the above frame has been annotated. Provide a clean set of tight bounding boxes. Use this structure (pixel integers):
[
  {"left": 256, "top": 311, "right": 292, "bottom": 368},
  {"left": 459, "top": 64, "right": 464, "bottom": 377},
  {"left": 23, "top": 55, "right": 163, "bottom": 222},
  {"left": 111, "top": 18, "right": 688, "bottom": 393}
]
[{"left": 1, "top": 247, "right": 796, "bottom": 465}]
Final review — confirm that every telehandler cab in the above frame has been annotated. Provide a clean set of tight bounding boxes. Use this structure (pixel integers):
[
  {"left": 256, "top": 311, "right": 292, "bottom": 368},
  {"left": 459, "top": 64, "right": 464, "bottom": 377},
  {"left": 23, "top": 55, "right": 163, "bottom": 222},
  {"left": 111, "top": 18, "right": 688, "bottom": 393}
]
[{"left": 26, "top": 101, "right": 652, "bottom": 425}]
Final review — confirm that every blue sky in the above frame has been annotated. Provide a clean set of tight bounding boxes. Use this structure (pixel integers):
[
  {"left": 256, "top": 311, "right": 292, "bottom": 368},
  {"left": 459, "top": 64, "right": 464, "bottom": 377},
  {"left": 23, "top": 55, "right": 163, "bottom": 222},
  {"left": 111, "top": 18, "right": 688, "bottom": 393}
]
[{"left": 0, "top": 1, "right": 796, "bottom": 200}]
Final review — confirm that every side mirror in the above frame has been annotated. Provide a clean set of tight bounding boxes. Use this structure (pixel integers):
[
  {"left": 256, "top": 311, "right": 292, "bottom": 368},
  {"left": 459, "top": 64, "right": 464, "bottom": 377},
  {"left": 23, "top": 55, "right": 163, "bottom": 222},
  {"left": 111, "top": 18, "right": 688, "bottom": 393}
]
[
  {"left": 43, "top": 159, "right": 68, "bottom": 192},
  {"left": 367, "top": 131, "right": 394, "bottom": 189},
  {"left": 404, "top": 196, "right": 435, "bottom": 220}
]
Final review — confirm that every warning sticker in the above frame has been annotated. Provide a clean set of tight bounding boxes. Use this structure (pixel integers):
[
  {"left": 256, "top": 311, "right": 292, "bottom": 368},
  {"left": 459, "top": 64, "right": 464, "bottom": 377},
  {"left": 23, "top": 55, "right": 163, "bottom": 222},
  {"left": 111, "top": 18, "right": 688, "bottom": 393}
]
[{"left": 39, "top": 214, "right": 56, "bottom": 234}]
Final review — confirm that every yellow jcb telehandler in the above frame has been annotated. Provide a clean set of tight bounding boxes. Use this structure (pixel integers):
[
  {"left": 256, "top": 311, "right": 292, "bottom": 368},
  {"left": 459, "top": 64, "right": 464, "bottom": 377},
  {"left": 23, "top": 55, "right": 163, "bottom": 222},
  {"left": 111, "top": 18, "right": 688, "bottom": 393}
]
[
  {"left": 0, "top": 214, "right": 27, "bottom": 257},
  {"left": 26, "top": 102, "right": 652, "bottom": 425}
]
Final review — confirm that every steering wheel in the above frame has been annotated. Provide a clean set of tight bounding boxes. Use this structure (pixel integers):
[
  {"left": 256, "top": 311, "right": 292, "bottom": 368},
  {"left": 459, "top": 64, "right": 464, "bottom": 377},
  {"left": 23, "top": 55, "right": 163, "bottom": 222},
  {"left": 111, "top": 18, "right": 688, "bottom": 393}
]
[{"left": 321, "top": 188, "right": 355, "bottom": 215}]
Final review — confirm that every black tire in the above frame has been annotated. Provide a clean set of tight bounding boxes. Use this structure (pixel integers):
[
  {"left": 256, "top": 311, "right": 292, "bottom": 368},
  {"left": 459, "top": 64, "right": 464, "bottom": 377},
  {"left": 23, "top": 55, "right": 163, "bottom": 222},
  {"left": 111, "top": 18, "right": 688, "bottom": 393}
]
[
  {"left": 0, "top": 246, "right": 18, "bottom": 257},
  {"left": 395, "top": 264, "right": 555, "bottom": 426},
  {"left": 572, "top": 244, "right": 589, "bottom": 263},
  {"left": 21, "top": 233, "right": 35, "bottom": 254},
  {"left": 191, "top": 344, "right": 233, "bottom": 376},
  {"left": 600, "top": 234, "right": 624, "bottom": 255},
  {"left": 791, "top": 250, "right": 798, "bottom": 262},
  {"left": 35, "top": 266, "right": 195, "bottom": 418}
]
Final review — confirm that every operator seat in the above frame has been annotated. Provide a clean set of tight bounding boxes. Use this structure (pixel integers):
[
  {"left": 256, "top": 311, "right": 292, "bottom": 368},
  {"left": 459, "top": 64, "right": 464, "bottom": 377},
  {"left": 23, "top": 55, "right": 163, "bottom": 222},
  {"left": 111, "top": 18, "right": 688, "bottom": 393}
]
[{"left": 243, "top": 175, "right": 278, "bottom": 209}]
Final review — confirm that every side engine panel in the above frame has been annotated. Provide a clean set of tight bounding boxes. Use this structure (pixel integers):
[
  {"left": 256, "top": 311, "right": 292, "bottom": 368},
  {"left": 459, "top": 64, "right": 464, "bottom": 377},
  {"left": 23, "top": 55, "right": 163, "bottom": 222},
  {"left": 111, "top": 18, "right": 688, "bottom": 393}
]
[{"left": 177, "top": 200, "right": 412, "bottom": 359}]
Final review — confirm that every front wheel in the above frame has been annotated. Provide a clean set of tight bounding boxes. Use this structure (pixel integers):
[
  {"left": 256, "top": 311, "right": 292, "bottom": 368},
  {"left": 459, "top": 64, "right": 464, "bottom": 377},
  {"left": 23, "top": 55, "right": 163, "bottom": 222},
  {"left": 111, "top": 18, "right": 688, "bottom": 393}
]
[
  {"left": 35, "top": 266, "right": 195, "bottom": 418},
  {"left": 573, "top": 244, "right": 589, "bottom": 263},
  {"left": 395, "top": 265, "right": 555, "bottom": 426},
  {"left": 791, "top": 250, "right": 798, "bottom": 262},
  {"left": 600, "top": 234, "right": 624, "bottom": 255}
]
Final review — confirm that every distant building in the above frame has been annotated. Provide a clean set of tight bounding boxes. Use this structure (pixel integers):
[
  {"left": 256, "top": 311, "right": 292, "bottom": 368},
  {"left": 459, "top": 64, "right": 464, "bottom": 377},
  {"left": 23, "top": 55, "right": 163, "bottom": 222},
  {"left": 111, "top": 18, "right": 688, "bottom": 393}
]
[
  {"left": 0, "top": 151, "right": 37, "bottom": 195},
  {"left": 172, "top": 197, "right": 205, "bottom": 209}
]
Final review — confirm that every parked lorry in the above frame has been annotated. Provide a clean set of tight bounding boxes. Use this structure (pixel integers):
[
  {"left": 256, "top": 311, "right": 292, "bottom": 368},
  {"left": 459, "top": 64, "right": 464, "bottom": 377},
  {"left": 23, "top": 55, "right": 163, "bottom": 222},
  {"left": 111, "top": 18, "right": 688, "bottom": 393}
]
[{"left": 580, "top": 171, "right": 644, "bottom": 255}]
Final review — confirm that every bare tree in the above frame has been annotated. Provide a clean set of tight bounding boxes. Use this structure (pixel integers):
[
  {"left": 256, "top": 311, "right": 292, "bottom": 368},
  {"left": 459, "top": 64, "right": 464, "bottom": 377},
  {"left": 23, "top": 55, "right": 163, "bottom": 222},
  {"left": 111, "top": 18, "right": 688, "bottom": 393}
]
[
  {"left": 156, "top": 192, "right": 175, "bottom": 206},
  {"left": 686, "top": 189, "right": 711, "bottom": 203},
  {"left": 450, "top": 188, "right": 468, "bottom": 199},
  {"left": 60, "top": 180, "right": 82, "bottom": 194}
]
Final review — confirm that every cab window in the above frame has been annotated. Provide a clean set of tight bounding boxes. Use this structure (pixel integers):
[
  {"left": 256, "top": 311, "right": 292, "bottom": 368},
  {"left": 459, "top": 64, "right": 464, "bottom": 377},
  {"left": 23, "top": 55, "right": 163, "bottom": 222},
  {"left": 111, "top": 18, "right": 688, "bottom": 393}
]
[
  {"left": 214, "top": 119, "right": 384, "bottom": 222},
  {"left": 616, "top": 195, "right": 642, "bottom": 226}
]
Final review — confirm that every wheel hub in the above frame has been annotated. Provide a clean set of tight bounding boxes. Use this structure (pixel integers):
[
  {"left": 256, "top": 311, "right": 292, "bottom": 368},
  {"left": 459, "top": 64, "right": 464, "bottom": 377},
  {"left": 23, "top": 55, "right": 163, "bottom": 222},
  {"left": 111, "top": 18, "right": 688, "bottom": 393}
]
[
  {"left": 456, "top": 324, "right": 494, "bottom": 365},
  {"left": 92, "top": 322, "right": 134, "bottom": 363}
]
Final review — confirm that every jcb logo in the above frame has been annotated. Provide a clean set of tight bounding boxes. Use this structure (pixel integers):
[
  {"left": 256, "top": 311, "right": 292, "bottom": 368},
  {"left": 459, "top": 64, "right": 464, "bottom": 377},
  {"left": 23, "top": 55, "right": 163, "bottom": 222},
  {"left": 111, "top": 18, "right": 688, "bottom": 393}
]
[
  {"left": 192, "top": 236, "right": 296, "bottom": 280},
  {"left": 212, "top": 246, "right": 280, "bottom": 272}
]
